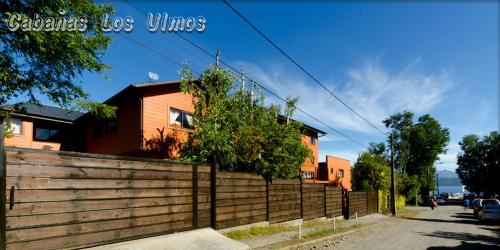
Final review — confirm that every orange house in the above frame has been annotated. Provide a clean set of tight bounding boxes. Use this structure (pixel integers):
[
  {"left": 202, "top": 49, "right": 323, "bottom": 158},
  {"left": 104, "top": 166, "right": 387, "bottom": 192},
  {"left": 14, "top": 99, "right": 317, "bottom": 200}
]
[
  {"left": 82, "top": 80, "right": 326, "bottom": 175},
  {"left": 318, "top": 155, "right": 352, "bottom": 190},
  {"left": 2, "top": 103, "right": 83, "bottom": 151},
  {"left": 82, "top": 80, "right": 194, "bottom": 157}
]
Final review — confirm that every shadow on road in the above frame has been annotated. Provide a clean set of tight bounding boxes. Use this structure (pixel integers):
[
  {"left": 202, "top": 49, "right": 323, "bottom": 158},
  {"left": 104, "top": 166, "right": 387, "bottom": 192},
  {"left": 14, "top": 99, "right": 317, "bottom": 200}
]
[
  {"left": 423, "top": 231, "right": 500, "bottom": 249},
  {"left": 427, "top": 241, "right": 500, "bottom": 250},
  {"left": 404, "top": 217, "right": 480, "bottom": 225}
]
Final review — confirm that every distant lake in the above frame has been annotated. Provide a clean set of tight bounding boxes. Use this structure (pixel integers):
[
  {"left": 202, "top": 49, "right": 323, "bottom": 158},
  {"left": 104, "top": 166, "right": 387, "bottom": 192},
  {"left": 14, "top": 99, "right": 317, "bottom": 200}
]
[{"left": 438, "top": 185, "right": 463, "bottom": 194}]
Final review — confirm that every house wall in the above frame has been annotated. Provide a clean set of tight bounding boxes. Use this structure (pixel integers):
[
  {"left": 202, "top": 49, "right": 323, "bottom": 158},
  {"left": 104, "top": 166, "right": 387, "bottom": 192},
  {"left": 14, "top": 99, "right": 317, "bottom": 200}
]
[
  {"left": 321, "top": 155, "right": 352, "bottom": 190},
  {"left": 141, "top": 84, "right": 194, "bottom": 153},
  {"left": 85, "top": 96, "right": 141, "bottom": 155},
  {"left": 300, "top": 133, "right": 319, "bottom": 178},
  {"left": 4, "top": 118, "right": 73, "bottom": 151},
  {"left": 85, "top": 82, "right": 322, "bottom": 167}
]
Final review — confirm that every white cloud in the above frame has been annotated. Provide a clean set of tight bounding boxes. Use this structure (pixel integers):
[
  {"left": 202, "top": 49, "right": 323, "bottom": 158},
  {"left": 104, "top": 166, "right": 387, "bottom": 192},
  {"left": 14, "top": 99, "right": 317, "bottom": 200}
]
[{"left": 234, "top": 57, "right": 454, "bottom": 135}]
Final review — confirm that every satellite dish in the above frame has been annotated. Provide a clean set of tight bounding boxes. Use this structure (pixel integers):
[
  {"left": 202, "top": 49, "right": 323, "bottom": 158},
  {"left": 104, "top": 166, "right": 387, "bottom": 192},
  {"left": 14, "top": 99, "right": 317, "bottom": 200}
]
[{"left": 148, "top": 72, "right": 159, "bottom": 81}]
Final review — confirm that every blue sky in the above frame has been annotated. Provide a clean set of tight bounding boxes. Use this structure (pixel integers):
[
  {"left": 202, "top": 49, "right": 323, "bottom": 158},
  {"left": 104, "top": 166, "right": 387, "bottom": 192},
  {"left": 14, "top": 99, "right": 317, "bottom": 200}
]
[{"left": 19, "top": 1, "right": 499, "bottom": 171}]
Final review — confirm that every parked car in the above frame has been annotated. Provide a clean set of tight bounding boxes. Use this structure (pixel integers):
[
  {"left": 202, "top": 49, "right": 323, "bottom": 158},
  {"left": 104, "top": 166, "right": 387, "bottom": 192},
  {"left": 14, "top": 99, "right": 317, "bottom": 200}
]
[
  {"left": 474, "top": 199, "right": 500, "bottom": 217},
  {"left": 478, "top": 204, "right": 500, "bottom": 221}
]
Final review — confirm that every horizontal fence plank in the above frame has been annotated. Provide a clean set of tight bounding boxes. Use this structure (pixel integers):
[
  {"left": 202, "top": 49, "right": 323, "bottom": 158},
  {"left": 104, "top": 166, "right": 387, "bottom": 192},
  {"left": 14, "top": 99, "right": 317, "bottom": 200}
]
[
  {"left": 6, "top": 220, "right": 191, "bottom": 250},
  {"left": 6, "top": 204, "right": 193, "bottom": 230},
  {"left": 216, "top": 209, "right": 266, "bottom": 221},
  {"left": 216, "top": 185, "right": 266, "bottom": 193},
  {"left": 216, "top": 178, "right": 266, "bottom": 186},
  {"left": 6, "top": 188, "right": 201, "bottom": 203},
  {"left": 216, "top": 172, "right": 264, "bottom": 180},
  {"left": 6, "top": 151, "right": 209, "bottom": 172},
  {"left": 6, "top": 196, "right": 200, "bottom": 217},
  {"left": 6, "top": 164, "right": 210, "bottom": 181},
  {"left": 6, "top": 212, "right": 193, "bottom": 243},
  {"left": 216, "top": 191, "right": 266, "bottom": 200},
  {"left": 269, "top": 213, "right": 301, "bottom": 223},
  {"left": 6, "top": 177, "right": 207, "bottom": 190},
  {"left": 216, "top": 203, "right": 267, "bottom": 215},
  {"left": 216, "top": 197, "right": 266, "bottom": 207},
  {"left": 269, "top": 179, "right": 300, "bottom": 185},
  {"left": 216, "top": 214, "right": 267, "bottom": 229}
]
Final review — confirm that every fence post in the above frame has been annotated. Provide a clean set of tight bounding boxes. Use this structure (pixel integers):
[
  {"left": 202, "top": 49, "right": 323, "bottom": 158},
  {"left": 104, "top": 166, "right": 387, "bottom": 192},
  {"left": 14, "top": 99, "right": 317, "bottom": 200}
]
[
  {"left": 210, "top": 162, "right": 217, "bottom": 229},
  {"left": 0, "top": 125, "right": 6, "bottom": 250},
  {"left": 366, "top": 191, "right": 369, "bottom": 215},
  {"left": 344, "top": 189, "right": 349, "bottom": 219},
  {"left": 299, "top": 177, "right": 303, "bottom": 219},
  {"left": 266, "top": 179, "right": 270, "bottom": 222},
  {"left": 324, "top": 185, "right": 327, "bottom": 217},
  {"left": 192, "top": 164, "right": 198, "bottom": 229}
]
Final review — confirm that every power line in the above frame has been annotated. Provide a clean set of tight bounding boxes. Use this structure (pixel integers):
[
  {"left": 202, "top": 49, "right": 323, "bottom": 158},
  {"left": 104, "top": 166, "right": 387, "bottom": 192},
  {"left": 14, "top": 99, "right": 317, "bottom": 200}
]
[
  {"left": 121, "top": 1, "right": 368, "bottom": 149},
  {"left": 222, "top": 0, "right": 387, "bottom": 136},
  {"left": 174, "top": 33, "right": 367, "bottom": 148}
]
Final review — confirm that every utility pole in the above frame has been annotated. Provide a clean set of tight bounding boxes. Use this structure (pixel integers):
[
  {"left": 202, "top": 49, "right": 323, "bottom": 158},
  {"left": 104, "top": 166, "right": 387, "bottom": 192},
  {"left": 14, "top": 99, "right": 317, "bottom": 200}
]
[
  {"left": 436, "top": 173, "right": 439, "bottom": 195},
  {"left": 390, "top": 133, "right": 397, "bottom": 216},
  {"left": 215, "top": 49, "right": 220, "bottom": 67}
]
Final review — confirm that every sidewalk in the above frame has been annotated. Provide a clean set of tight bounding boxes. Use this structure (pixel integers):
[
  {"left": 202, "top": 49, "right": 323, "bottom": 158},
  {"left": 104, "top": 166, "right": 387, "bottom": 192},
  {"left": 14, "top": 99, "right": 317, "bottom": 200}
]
[
  {"left": 227, "top": 214, "right": 387, "bottom": 249},
  {"left": 85, "top": 228, "right": 250, "bottom": 250}
]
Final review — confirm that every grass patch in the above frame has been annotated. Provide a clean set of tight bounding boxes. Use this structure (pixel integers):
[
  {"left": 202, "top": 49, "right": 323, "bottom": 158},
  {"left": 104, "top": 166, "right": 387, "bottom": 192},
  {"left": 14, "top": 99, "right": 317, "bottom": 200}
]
[
  {"left": 258, "top": 224, "right": 363, "bottom": 249},
  {"left": 303, "top": 219, "right": 330, "bottom": 228},
  {"left": 397, "top": 207, "right": 422, "bottom": 219},
  {"left": 300, "top": 224, "right": 361, "bottom": 240},
  {"left": 224, "top": 224, "right": 295, "bottom": 240}
]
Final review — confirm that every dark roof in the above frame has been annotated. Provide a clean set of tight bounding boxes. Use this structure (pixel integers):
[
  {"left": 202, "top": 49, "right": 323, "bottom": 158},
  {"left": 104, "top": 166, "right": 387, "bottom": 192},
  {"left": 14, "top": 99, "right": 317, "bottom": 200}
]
[
  {"left": 132, "top": 80, "right": 181, "bottom": 88},
  {"left": 278, "top": 115, "right": 327, "bottom": 136},
  {"left": 4, "top": 103, "right": 84, "bottom": 122},
  {"left": 104, "top": 80, "right": 182, "bottom": 104}
]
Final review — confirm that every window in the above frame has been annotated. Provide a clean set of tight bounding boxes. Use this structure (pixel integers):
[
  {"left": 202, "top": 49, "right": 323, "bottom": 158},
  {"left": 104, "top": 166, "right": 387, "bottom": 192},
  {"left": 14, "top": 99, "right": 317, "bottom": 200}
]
[
  {"left": 105, "top": 119, "right": 118, "bottom": 134},
  {"left": 170, "top": 108, "right": 194, "bottom": 129},
  {"left": 9, "top": 118, "right": 22, "bottom": 134},
  {"left": 301, "top": 171, "right": 314, "bottom": 179},
  {"left": 338, "top": 169, "right": 344, "bottom": 178},
  {"left": 34, "top": 127, "right": 61, "bottom": 142},
  {"left": 310, "top": 135, "right": 315, "bottom": 145},
  {"left": 330, "top": 168, "right": 334, "bottom": 174}
]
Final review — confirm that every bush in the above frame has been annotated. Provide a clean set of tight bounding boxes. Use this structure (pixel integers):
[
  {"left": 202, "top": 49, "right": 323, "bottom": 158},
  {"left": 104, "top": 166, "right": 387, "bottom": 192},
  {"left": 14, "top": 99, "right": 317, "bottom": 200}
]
[
  {"left": 396, "top": 195, "right": 406, "bottom": 211},
  {"left": 378, "top": 189, "right": 390, "bottom": 214}
]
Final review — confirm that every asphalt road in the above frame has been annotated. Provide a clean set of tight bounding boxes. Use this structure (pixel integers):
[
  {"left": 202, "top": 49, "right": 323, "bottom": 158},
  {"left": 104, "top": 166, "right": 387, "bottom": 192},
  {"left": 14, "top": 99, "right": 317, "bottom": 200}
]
[{"left": 301, "top": 205, "right": 500, "bottom": 250}]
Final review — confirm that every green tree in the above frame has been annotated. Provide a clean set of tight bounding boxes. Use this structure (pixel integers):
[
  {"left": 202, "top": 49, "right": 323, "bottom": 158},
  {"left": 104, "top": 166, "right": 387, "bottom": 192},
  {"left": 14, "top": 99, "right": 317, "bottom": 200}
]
[
  {"left": 383, "top": 111, "right": 449, "bottom": 197},
  {"left": 368, "top": 142, "right": 388, "bottom": 159},
  {"left": 1, "top": 1, "right": 116, "bottom": 121},
  {"left": 352, "top": 152, "right": 390, "bottom": 191},
  {"left": 456, "top": 132, "right": 500, "bottom": 196},
  {"left": 179, "top": 65, "right": 311, "bottom": 180}
]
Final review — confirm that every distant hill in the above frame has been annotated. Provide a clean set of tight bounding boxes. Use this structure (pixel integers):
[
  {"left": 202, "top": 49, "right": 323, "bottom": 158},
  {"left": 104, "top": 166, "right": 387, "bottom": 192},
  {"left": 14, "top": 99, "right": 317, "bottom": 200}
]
[{"left": 438, "top": 170, "right": 462, "bottom": 186}]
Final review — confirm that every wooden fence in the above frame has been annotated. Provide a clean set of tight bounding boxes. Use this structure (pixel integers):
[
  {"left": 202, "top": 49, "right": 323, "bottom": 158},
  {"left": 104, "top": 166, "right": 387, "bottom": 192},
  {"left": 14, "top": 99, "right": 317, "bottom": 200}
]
[
  {"left": 325, "top": 186, "right": 343, "bottom": 217},
  {"left": 2, "top": 147, "right": 209, "bottom": 250},
  {"left": 367, "top": 190, "right": 378, "bottom": 214},
  {"left": 215, "top": 172, "right": 267, "bottom": 229},
  {"left": 268, "top": 179, "right": 301, "bottom": 223},
  {"left": 302, "top": 183, "right": 325, "bottom": 220},
  {"left": 347, "top": 190, "right": 379, "bottom": 219},
  {"left": 0, "top": 146, "right": 379, "bottom": 249}
]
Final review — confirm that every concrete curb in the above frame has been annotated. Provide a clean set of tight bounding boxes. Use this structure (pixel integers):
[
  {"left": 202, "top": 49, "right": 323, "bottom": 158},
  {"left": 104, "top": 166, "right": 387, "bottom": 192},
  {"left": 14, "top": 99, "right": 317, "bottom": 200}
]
[{"left": 276, "top": 219, "right": 382, "bottom": 250}]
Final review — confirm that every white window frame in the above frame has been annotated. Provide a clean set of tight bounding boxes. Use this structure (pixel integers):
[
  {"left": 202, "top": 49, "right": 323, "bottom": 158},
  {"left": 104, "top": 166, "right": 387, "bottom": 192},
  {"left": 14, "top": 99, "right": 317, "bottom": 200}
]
[
  {"left": 9, "top": 118, "right": 22, "bottom": 135},
  {"left": 338, "top": 169, "right": 344, "bottom": 178},
  {"left": 169, "top": 107, "right": 194, "bottom": 130}
]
